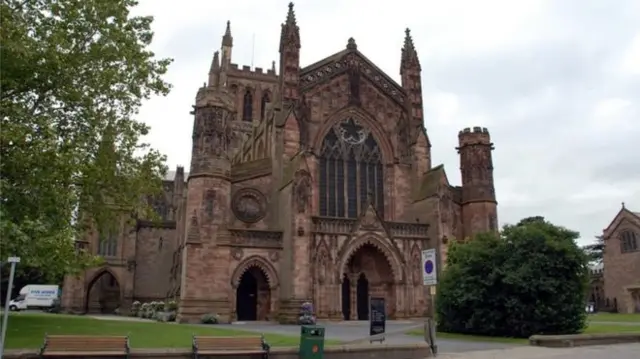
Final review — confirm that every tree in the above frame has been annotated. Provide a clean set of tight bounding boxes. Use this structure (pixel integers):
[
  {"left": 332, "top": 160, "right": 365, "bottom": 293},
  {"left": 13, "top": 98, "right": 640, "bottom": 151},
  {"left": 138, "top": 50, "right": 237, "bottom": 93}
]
[
  {"left": 582, "top": 236, "right": 604, "bottom": 263},
  {"left": 0, "top": 0, "right": 172, "bottom": 281},
  {"left": 436, "top": 216, "right": 590, "bottom": 338}
]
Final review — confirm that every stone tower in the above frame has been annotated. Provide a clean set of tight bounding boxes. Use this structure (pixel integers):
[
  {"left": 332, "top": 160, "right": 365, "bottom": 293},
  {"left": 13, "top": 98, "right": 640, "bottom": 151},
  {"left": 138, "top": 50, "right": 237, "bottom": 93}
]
[
  {"left": 177, "top": 78, "right": 236, "bottom": 322},
  {"left": 457, "top": 127, "right": 498, "bottom": 239}
]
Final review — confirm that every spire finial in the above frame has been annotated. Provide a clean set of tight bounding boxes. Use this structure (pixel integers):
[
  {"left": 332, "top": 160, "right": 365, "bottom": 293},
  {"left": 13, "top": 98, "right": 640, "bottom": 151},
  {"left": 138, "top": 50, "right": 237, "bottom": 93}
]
[
  {"left": 346, "top": 37, "right": 357, "bottom": 50},
  {"left": 622, "top": 202, "right": 626, "bottom": 208},
  {"left": 286, "top": 2, "right": 297, "bottom": 26},
  {"left": 401, "top": 27, "right": 420, "bottom": 70},
  {"left": 279, "top": 2, "right": 300, "bottom": 51},
  {"left": 210, "top": 50, "right": 220, "bottom": 72},
  {"left": 222, "top": 20, "right": 233, "bottom": 46}
]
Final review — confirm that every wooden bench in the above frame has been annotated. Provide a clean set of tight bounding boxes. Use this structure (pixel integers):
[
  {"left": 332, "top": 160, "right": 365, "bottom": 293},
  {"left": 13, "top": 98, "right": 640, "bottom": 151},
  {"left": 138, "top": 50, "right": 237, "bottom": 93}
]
[
  {"left": 39, "top": 334, "right": 130, "bottom": 358},
  {"left": 192, "top": 335, "right": 270, "bottom": 359}
]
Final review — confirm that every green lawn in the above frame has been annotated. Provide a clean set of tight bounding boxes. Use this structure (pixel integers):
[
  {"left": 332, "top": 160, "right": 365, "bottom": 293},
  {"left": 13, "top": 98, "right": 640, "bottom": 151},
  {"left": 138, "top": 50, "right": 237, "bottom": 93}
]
[
  {"left": 406, "top": 322, "right": 640, "bottom": 345},
  {"left": 3, "top": 313, "right": 340, "bottom": 350},
  {"left": 588, "top": 313, "right": 640, "bottom": 323}
]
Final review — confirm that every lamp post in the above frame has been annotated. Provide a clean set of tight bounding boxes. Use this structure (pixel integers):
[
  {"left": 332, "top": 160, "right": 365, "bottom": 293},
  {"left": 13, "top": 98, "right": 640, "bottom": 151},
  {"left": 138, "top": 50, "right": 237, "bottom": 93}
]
[{"left": 0, "top": 256, "right": 21, "bottom": 359}]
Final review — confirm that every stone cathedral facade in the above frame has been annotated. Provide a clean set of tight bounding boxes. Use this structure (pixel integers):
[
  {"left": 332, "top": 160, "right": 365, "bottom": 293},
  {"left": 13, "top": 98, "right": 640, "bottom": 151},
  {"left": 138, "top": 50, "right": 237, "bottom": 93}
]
[{"left": 62, "top": 3, "right": 499, "bottom": 323}]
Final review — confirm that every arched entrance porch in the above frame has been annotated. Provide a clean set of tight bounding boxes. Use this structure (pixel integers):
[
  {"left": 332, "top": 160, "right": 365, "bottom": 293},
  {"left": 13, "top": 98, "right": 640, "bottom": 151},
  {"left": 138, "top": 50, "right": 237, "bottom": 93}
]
[
  {"left": 236, "top": 267, "right": 271, "bottom": 321},
  {"left": 231, "top": 256, "right": 279, "bottom": 321},
  {"left": 340, "top": 243, "right": 396, "bottom": 320},
  {"left": 85, "top": 269, "right": 121, "bottom": 314}
]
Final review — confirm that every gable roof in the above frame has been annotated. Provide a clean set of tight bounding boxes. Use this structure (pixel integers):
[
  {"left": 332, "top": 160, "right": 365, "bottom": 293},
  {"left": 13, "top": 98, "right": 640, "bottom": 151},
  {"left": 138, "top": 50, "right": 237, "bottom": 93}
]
[
  {"left": 602, "top": 205, "right": 640, "bottom": 238},
  {"left": 299, "top": 40, "right": 406, "bottom": 106}
]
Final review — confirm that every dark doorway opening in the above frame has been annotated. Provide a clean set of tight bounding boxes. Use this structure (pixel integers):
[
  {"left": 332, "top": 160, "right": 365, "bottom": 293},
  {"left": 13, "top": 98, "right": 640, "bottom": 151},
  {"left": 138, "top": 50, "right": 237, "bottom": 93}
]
[
  {"left": 356, "top": 273, "right": 369, "bottom": 320},
  {"left": 341, "top": 274, "right": 351, "bottom": 320},
  {"left": 85, "top": 270, "right": 120, "bottom": 314},
  {"left": 236, "top": 271, "right": 258, "bottom": 321}
]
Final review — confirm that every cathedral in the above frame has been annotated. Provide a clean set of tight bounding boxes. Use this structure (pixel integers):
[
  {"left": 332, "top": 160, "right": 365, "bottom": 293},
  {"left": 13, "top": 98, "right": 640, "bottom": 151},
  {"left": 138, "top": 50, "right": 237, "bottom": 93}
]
[{"left": 61, "top": 3, "right": 499, "bottom": 323}]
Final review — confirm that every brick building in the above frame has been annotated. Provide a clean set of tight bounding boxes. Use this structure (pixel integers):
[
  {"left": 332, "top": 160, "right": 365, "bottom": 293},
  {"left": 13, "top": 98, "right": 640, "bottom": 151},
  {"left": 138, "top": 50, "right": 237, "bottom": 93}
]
[
  {"left": 601, "top": 204, "right": 640, "bottom": 313},
  {"left": 61, "top": 3, "right": 499, "bottom": 322}
]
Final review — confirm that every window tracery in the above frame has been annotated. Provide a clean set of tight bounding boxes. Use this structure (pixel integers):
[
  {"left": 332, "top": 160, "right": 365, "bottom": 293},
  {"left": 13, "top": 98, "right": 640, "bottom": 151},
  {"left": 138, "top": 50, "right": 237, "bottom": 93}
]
[
  {"left": 621, "top": 230, "right": 638, "bottom": 253},
  {"left": 98, "top": 230, "right": 118, "bottom": 257},
  {"left": 319, "top": 118, "right": 384, "bottom": 218}
]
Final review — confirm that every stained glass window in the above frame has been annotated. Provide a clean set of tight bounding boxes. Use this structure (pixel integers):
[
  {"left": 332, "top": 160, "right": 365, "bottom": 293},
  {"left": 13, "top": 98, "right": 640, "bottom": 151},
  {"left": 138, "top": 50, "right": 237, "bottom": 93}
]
[{"left": 319, "top": 120, "right": 384, "bottom": 218}]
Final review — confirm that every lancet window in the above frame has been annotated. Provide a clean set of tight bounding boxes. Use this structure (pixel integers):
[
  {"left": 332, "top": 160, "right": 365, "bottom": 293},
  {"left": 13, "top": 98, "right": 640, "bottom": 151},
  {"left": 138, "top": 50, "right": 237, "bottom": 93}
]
[{"left": 242, "top": 89, "right": 253, "bottom": 121}]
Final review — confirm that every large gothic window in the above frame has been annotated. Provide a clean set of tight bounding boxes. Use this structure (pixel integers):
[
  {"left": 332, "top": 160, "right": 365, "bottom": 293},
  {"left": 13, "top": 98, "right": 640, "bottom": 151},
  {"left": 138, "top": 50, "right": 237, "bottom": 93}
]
[
  {"left": 242, "top": 89, "right": 253, "bottom": 122},
  {"left": 319, "top": 118, "right": 384, "bottom": 218}
]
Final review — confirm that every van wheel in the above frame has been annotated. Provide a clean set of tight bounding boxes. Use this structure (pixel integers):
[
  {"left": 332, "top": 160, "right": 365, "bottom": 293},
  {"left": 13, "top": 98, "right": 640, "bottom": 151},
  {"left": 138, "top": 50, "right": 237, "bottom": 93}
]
[{"left": 9, "top": 305, "right": 18, "bottom": 311}]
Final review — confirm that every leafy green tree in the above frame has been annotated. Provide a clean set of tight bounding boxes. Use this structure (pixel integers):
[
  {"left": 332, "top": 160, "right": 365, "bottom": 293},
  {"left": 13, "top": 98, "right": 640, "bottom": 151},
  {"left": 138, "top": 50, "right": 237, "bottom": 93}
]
[
  {"left": 582, "top": 236, "right": 604, "bottom": 263},
  {"left": 436, "top": 216, "right": 590, "bottom": 338},
  {"left": 0, "top": 0, "right": 172, "bottom": 280}
]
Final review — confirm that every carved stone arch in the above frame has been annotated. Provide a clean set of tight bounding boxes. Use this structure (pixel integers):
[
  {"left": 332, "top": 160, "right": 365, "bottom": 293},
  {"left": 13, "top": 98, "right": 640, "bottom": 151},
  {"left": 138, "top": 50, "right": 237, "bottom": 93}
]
[
  {"left": 231, "top": 255, "right": 279, "bottom": 289},
  {"left": 84, "top": 266, "right": 123, "bottom": 311},
  {"left": 337, "top": 232, "right": 403, "bottom": 282},
  {"left": 311, "top": 107, "right": 394, "bottom": 164},
  {"left": 86, "top": 267, "right": 121, "bottom": 289}
]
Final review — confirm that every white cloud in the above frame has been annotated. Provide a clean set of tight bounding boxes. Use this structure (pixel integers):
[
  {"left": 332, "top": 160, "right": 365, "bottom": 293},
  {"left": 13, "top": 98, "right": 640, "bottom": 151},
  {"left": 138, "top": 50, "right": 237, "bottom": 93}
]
[{"left": 133, "top": 0, "right": 640, "bottom": 246}]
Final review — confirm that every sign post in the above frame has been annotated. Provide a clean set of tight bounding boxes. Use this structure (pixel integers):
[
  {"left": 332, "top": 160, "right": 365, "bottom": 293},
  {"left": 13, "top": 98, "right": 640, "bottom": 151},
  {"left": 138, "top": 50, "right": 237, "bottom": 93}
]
[
  {"left": 421, "top": 249, "right": 438, "bottom": 355},
  {"left": 0, "top": 256, "right": 20, "bottom": 359},
  {"left": 368, "top": 296, "right": 386, "bottom": 343},
  {"left": 421, "top": 249, "right": 437, "bottom": 286}
]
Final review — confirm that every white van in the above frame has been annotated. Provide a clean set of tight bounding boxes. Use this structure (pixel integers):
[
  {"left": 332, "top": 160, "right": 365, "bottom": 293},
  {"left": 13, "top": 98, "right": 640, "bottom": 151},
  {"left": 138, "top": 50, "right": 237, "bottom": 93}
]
[{"left": 8, "top": 285, "right": 60, "bottom": 311}]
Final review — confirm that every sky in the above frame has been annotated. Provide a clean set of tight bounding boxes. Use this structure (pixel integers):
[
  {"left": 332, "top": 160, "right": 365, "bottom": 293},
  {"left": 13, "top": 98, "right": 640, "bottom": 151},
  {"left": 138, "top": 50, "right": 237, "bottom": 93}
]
[{"left": 132, "top": 0, "right": 640, "bottom": 246}]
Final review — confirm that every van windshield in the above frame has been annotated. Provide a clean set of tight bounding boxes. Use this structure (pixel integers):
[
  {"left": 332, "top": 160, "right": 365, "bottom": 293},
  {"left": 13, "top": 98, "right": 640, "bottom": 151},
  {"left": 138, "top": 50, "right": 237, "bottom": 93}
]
[{"left": 13, "top": 294, "right": 26, "bottom": 301}]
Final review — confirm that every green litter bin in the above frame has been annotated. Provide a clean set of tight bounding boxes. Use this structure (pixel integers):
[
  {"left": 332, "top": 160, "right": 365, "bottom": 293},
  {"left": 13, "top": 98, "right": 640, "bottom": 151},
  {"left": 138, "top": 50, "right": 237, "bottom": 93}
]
[{"left": 299, "top": 325, "right": 325, "bottom": 359}]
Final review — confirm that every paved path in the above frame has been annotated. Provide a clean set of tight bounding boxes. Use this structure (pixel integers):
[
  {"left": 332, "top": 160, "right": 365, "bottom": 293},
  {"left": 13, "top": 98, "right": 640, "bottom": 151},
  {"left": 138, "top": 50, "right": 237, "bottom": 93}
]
[
  {"left": 438, "top": 343, "right": 640, "bottom": 359},
  {"left": 91, "top": 316, "right": 518, "bottom": 353},
  {"left": 228, "top": 320, "right": 520, "bottom": 353}
]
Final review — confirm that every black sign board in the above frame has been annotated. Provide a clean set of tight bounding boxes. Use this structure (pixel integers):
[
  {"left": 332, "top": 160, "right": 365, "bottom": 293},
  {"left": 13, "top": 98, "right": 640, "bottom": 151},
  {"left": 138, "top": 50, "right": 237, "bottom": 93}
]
[{"left": 369, "top": 296, "right": 386, "bottom": 343}]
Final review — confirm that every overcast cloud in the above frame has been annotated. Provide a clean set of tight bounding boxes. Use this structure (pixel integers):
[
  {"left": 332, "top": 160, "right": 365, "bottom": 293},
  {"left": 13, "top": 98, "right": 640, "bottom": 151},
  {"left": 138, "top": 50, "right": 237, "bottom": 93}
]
[{"left": 132, "top": 0, "right": 640, "bottom": 245}]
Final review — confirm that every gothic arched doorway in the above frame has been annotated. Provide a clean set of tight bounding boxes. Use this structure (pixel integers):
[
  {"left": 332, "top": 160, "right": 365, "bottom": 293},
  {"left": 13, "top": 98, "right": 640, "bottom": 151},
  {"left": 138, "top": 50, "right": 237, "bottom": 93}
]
[
  {"left": 85, "top": 270, "right": 121, "bottom": 314},
  {"left": 342, "top": 243, "right": 396, "bottom": 320},
  {"left": 341, "top": 274, "right": 351, "bottom": 320},
  {"left": 236, "top": 267, "right": 270, "bottom": 321}
]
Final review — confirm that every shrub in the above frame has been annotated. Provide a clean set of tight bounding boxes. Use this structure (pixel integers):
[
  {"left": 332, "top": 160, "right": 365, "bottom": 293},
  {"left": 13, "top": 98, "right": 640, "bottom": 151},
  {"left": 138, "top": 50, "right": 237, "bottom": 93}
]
[
  {"left": 200, "top": 313, "right": 219, "bottom": 324},
  {"left": 436, "top": 216, "right": 589, "bottom": 338},
  {"left": 130, "top": 301, "right": 141, "bottom": 317},
  {"left": 164, "top": 300, "right": 178, "bottom": 312},
  {"left": 298, "top": 301, "right": 316, "bottom": 325},
  {"left": 139, "top": 302, "right": 153, "bottom": 318}
]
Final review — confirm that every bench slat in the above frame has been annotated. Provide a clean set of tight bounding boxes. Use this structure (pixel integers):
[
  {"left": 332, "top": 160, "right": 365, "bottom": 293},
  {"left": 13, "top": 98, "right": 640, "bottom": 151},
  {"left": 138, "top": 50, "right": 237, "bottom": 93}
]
[{"left": 41, "top": 335, "right": 129, "bottom": 357}]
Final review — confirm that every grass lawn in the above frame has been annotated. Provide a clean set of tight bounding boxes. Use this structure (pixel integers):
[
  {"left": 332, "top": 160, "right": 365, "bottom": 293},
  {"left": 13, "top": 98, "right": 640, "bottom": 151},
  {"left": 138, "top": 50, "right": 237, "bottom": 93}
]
[
  {"left": 4, "top": 313, "right": 340, "bottom": 350},
  {"left": 406, "top": 322, "right": 640, "bottom": 345},
  {"left": 588, "top": 313, "right": 640, "bottom": 323}
]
